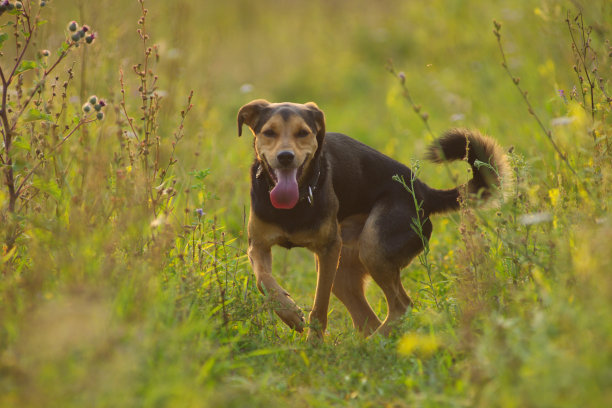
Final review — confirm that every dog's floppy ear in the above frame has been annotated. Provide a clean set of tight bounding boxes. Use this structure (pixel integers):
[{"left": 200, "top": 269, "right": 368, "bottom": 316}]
[
  {"left": 237, "top": 99, "right": 270, "bottom": 137},
  {"left": 304, "top": 102, "right": 326, "bottom": 148}
]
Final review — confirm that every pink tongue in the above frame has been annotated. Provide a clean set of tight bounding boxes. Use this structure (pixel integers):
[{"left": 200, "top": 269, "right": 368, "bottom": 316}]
[{"left": 270, "top": 168, "right": 299, "bottom": 209}]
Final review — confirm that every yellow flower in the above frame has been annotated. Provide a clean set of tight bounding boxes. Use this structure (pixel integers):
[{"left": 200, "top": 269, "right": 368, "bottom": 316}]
[
  {"left": 568, "top": 101, "right": 587, "bottom": 130},
  {"left": 398, "top": 333, "right": 440, "bottom": 357},
  {"left": 548, "top": 188, "right": 560, "bottom": 207},
  {"left": 537, "top": 59, "right": 555, "bottom": 77}
]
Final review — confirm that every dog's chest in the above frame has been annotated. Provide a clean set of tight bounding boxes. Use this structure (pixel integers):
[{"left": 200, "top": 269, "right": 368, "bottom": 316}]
[{"left": 249, "top": 212, "right": 337, "bottom": 252}]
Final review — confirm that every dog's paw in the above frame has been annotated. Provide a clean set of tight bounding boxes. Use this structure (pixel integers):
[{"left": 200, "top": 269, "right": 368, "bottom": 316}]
[
  {"left": 273, "top": 292, "right": 305, "bottom": 332},
  {"left": 306, "top": 328, "right": 324, "bottom": 344},
  {"left": 370, "top": 320, "right": 396, "bottom": 337}
]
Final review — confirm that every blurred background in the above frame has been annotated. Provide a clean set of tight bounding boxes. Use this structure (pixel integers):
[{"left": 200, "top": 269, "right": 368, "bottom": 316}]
[{"left": 42, "top": 0, "right": 609, "bottom": 230}]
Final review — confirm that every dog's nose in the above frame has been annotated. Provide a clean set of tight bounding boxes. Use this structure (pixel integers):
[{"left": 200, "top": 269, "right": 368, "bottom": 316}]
[{"left": 277, "top": 150, "right": 295, "bottom": 166}]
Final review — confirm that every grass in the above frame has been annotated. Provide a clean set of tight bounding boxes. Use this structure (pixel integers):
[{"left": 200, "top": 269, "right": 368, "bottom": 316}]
[{"left": 1, "top": 0, "right": 611, "bottom": 407}]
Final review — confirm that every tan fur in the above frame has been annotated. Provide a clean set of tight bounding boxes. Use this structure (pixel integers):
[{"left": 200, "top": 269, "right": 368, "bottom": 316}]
[{"left": 254, "top": 113, "right": 318, "bottom": 185}]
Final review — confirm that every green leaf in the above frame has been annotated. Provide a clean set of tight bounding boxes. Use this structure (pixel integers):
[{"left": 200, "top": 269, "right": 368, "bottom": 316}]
[
  {"left": 12, "top": 137, "right": 31, "bottom": 151},
  {"left": 15, "top": 60, "right": 38, "bottom": 75},
  {"left": 32, "top": 177, "right": 62, "bottom": 202},
  {"left": 11, "top": 158, "right": 28, "bottom": 173},
  {"left": 57, "top": 42, "right": 70, "bottom": 56},
  {"left": 0, "top": 32, "right": 8, "bottom": 49},
  {"left": 22, "top": 108, "right": 52, "bottom": 123}
]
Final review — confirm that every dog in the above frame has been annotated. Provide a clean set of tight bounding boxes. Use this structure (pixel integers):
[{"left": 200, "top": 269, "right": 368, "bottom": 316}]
[{"left": 238, "top": 99, "right": 509, "bottom": 341}]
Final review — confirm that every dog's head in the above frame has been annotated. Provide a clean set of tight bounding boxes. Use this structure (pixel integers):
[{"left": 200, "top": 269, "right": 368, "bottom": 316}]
[{"left": 237, "top": 99, "right": 325, "bottom": 209}]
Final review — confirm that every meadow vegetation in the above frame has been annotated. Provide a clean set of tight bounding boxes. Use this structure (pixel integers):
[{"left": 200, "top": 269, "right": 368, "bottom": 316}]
[{"left": 1, "top": 0, "right": 611, "bottom": 406}]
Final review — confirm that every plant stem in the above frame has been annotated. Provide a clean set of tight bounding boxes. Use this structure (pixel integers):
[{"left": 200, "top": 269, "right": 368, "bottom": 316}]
[
  {"left": 15, "top": 117, "right": 96, "bottom": 197},
  {"left": 493, "top": 21, "right": 590, "bottom": 197}
]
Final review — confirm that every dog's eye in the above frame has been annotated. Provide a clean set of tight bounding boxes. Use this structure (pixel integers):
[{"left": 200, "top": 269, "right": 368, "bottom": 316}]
[
  {"left": 262, "top": 129, "right": 276, "bottom": 138},
  {"left": 296, "top": 129, "right": 310, "bottom": 138}
]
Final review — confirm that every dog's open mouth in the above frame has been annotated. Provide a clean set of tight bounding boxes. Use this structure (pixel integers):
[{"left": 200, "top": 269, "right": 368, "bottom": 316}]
[{"left": 268, "top": 160, "right": 306, "bottom": 210}]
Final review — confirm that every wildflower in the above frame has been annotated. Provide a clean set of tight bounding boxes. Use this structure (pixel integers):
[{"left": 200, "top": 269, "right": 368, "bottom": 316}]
[
  {"left": 518, "top": 212, "right": 553, "bottom": 226},
  {"left": 195, "top": 208, "right": 204, "bottom": 217},
  {"left": 85, "top": 33, "right": 96, "bottom": 44},
  {"left": 88, "top": 95, "right": 98, "bottom": 105},
  {"left": 82, "top": 103, "right": 92, "bottom": 113},
  {"left": 398, "top": 333, "right": 440, "bottom": 357},
  {"left": 548, "top": 188, "right": 560, "bottom": 207},
  {"left": 550, "top": 117, "right": 573, "bottom": 126},
  {"left": 93, "top": 99, "right": 106, "bottom": 113},
  {"left": 558, "top": 89, "right": 567, "bottom": 103},
  {"left": 68, "top": 21, "right": 78, "bottom": 32},
  {"left": 398, "top": 71, "right": 406, "bottom": 84},
  {"left": 150, "top": 214, "right": 166, "bottom": 228},
  {"left": 96, "top": 112, "right": 104, "bottom": 120},
  {"left": 240, "top": 83, "right": 254, "bottom": 94}
]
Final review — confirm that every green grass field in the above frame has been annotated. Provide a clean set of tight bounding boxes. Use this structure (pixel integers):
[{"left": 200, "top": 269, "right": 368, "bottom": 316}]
[{"left": 1, "top": 0, "right": 611, "bottom": 406}]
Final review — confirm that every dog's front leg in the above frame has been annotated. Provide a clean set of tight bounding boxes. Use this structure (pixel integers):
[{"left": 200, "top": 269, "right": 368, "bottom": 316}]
[
  {"left": 248, "top": 240, "right": 305, "bottom": 332},
  {"left": 307, "top": 237, "right": 341, "bottom": 342}
]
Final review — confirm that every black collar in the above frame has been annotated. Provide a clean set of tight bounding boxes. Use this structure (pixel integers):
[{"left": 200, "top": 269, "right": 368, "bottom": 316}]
[{"left": 256, "top": 160, "right": 322, "bottom": 207}]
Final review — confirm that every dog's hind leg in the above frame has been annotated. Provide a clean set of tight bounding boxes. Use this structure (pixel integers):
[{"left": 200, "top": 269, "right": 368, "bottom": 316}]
[
  {"left": 359, "top": 199, "right": 428, "bottom": 336},
  {"left": 359, "top": 258, "right": 412, "bottom": 336}
]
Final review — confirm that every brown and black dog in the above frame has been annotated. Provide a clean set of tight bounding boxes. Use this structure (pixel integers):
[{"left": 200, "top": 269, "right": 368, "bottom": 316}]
[{"left": 238, "top": 99, "right": 509, "bottom": 341}]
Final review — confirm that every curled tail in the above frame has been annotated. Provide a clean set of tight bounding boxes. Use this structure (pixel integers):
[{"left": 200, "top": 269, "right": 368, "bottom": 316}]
[{"left": 424, "top": 128, "right": 510, "bottom": 215}]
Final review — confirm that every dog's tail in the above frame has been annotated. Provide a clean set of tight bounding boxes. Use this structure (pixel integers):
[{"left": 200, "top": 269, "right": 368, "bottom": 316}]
[{"left": 423, "top": 128, "right": 510, "bottom": 215}]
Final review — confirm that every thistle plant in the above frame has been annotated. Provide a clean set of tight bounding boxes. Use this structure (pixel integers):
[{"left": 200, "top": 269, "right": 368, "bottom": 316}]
[
  {"left": 0, "top": 0, "right": 101, "bottom": 249},
  {"left": 118, "top": 0, "right": 193, "bottom": 217}
]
